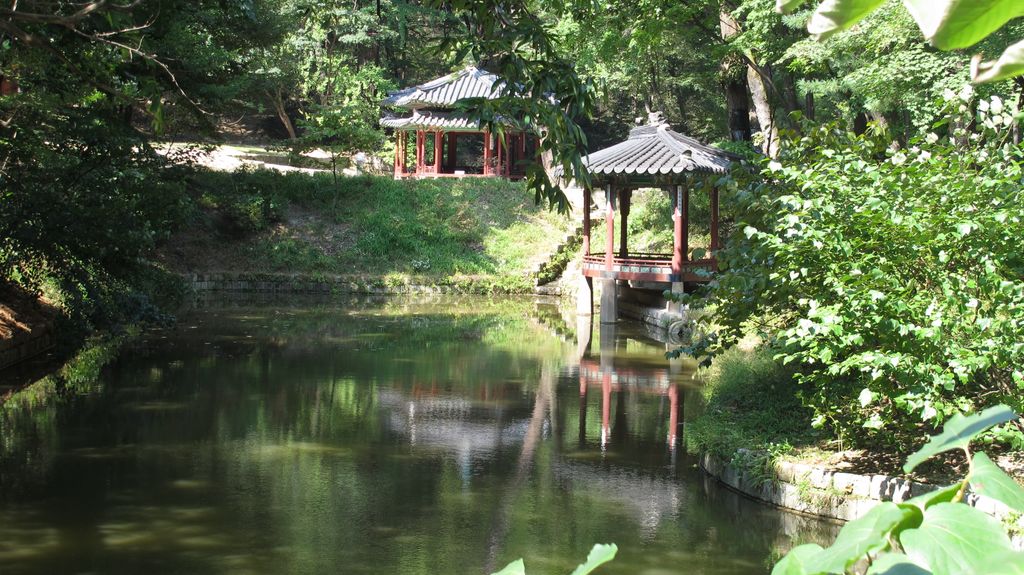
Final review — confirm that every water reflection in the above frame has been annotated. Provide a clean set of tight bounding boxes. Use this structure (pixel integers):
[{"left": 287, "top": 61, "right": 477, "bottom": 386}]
[{"left": 0, "top": 296, "right": 837, "bottom": 575}]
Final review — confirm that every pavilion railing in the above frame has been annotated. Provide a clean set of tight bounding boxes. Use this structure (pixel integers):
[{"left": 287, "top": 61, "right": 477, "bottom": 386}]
[{"left": 582, "top": 253, "right": 717, "bottom": 280}]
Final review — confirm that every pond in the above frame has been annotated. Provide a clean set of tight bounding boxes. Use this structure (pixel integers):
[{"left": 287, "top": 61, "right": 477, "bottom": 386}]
[{"left": 0, "top": 295, "right": 837, "bottom": 574}]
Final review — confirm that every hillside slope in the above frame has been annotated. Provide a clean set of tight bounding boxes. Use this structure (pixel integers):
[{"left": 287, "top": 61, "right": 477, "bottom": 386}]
[{"left": 157, "top": 170, "right": 574, "bottom": 290}]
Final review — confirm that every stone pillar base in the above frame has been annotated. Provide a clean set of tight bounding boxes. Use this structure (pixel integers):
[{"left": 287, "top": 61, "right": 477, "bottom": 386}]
[
  {"left": 599, "top": 279, "right": 618, "bottom": 324},
  {"left": 576, "top": 275, "right": 593, "bottom": 316},
  {"left": 667, "top": 281, "right": 685, "bottom": 314}
]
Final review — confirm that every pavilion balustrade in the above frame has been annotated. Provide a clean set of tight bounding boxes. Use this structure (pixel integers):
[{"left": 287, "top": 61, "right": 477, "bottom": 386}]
[{"left": 580, "top": 183, "right": 720, "bottom": 284}]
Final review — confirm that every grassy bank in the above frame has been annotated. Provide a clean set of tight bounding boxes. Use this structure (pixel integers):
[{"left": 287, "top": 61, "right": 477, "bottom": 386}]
[
  {"left": 159, "top": 170, "right": 574, "bottom": 292},
  {"left": 686, "top": 346, "right": 817, "bottom": 461}
]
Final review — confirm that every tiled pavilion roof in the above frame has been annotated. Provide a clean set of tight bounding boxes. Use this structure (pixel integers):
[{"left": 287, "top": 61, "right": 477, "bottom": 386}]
[
  {"left": 382, "top": 67, "right": 504, "bottom": 109},
  {"left": 555, "top": 115, "right": 735, "bottom": 183}
]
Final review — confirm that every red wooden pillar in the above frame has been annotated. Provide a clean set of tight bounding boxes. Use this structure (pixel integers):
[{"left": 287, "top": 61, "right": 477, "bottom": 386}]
[
  {"left": 434, "top": 131, "right": 442, "bottom": 174},
  {"left": 583, "top": 186, "right": 592, "bottom": 255},
  {"left": 672, "top": 187, "right": 683, "bottom": 273},
  {"left": 683, "top": 185, "right": 690, "bottom": 260},
  {"left": 483, "top": 130, "right": 492, "bottom": 175},
  {"left": 710, "top": 186, "right": 719, "bottom": 255},
  {"left": 604, "top": 184, "right": 615, "bottom": 272},
  {"left": 618, "top": 189, "right": 630, "bottom": 258},
  {"left": 394, "top": 132, "right": 403, "bottom": 178}
]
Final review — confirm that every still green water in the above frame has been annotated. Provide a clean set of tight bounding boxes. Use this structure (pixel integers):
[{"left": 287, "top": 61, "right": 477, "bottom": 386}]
[{"left": 0, "top": 296, "right": 837, "bottom": 574}]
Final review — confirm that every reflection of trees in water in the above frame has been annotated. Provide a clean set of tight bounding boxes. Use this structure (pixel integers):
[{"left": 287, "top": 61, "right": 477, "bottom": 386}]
[{"left": 0, "top": 301, "right": 840, "bottom": 574}]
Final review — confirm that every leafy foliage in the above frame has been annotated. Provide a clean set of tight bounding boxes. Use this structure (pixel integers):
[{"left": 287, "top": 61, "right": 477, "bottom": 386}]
[
  {"left": 780, "top": 0, "right": 1024, "bottom": 83},
  {"left": 698, "top": 95, "right": 1024, "bottom": 447},
  {"left": 425, "top": 0, "right": 597, "bottom": 211},
  {"left": 490, "top": 544, "right": 617, "bottom": 575},
  {"left": 772, "top": 405, "right": 1024, "bottom": 575}
]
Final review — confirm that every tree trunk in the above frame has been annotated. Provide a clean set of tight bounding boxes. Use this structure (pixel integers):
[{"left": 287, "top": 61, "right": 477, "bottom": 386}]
[
  {"left": 719, "top": 10, "right": 751, "bottom": 142},
  {"left": 269, "top": 87, "right": 297, "bottom": 140},
  {"left": 747, "top": 64, "right": 779, "bottom": 158},
  {"left": 721, "top": 6, "right": 780, "bottom": 157}
]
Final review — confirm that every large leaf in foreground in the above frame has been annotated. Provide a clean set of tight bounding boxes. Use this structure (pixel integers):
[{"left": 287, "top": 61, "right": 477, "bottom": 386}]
[
  {"left": 970, "top": 452, "right": 1024, "bottom": 513},
  {"left": 569, "top": 544, "right": 617, "bottom": 575},
  {"left": 771, "top": 543, "right": 824, "bottom": 575},
  {"left": 901, "top": 0, "right": 1024, "bottom": 50},
  {"left": 972, "top": 40, "right": 1024, "bottom": 83},
  {"left": 866, "top": 553, "right": 931, "bottom": 575},
  {"left": 491, "top": 559, "right": 526, "bottom": 575},
  {"left": 905, "top": 483, "right": 961, "bottom": 511},
  {"left": 901, "top": 503, "right": 1012, "bottom": 575},
  {"left": 814, "top": 503, "right": 912, "bottom": 573},
  {"left": 807, "top": 0, "right": 886, "bottom": 40},
  {"left": 776, "top": 0, "right": 809, "bottom": 14},
  {"left": 904, "top": 406, "right": 1017, "bottom": 473},
  {"left": 979, "top": 550, "right": 1024, "bottom": 574}
]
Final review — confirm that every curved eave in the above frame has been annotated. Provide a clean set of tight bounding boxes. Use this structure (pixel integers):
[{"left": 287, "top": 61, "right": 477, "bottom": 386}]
[{"left": 552, "top": 125, "right": 732, "bottom": 183}]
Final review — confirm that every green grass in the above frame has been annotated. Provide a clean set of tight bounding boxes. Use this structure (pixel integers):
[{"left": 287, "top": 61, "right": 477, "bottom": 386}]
[
  {"left": 686, "top": 346, "right": 818, "bottom": 459},
  {"left": 166, "top": 169, "right": 573, "bottom": 288}
]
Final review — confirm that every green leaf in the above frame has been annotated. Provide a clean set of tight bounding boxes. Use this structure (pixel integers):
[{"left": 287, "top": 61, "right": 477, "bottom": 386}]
[
  {"left": 866, "top": 553, "right": 932, "bottom": 575},
  {"left": 777, "top": 0, "right": 810, "bottom": 14},
  {"left": 771, "top": 543, "right": 824, "bottom": 575},
  {"left": 905, "top": 483, "right": 963, "bottom": 511},
  {"left": 978, "top": 550, "right": 1024, "bottom": 574},
  {"left": 815, "top": 503, "right": 914, "bottom": 573},
  {"left": 491, "top": 559, "right": 526, "bottom": 575},
  {"left": 972, "top": 40, "right": 1024, "bottom": 83},
  {"left": 903, "top": 405, "right": 1018, "bottom": 473},
  {"left": 900, "top": 503, "right": 1013, "bottom": 575},
  {"left": 569, "top": 543, "right": 618, "bottom": 575},
  {"left": 807, "top": 0, "right": 886, "bottom": 40},
  {"left": 970, "top": 452, "right": 1024, "bottom": 513},
  {"left": 901, "top": 0, "right": 1024, "bottom": 50}
]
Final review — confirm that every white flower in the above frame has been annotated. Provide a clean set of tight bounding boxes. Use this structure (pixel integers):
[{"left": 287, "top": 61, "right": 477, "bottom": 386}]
[
  {"left": 943, "top": 88, "right": 957, "bottom": 101},
  {"left": 891, "top": 152, "right": 907, "bottom": 165},
  {"left": 925, "top": 132, "right": 939, "bottom": 144},
  {"left": 958, "top": 84, "right": 974, "bottom": 102},
  {"left": 991, "top": 96, "right": 1004, "bottom": 114},
  {"left": 979, "top": 99, "right": 990, "bottom": 112},
  {"left": 768, "top": 161, "right": 783, "bottom": 172},
  {"left": 918, "top": 150, "right": 932, "bottom": 161}
]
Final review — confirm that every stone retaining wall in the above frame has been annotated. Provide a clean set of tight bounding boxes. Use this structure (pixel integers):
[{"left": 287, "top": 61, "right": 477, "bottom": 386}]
[
  {"left": 0, "top": 329, "right": 55, "bottom": 371},
  {"left": 701, "top": 450, "right": 1024, "bottom": 548},
  {"left": 185, "top": 272, "right": 563, "bottom": 296}
]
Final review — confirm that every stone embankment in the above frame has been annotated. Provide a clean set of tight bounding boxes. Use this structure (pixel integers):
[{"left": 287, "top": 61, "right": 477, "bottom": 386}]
[
  {"left": 0, "top": 285, "right": 58, "bottom": 371},
  {"left": 702, "top": 450, "right": 1024, "bottom": 548},
  {"left": 184, "top": 271, "right": 567, "bottom": 296}
]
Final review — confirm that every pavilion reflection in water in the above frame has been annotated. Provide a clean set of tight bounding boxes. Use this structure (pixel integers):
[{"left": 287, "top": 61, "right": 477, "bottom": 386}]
[{"left": 575, "top": 320, "right": 686, "bottom": 452}]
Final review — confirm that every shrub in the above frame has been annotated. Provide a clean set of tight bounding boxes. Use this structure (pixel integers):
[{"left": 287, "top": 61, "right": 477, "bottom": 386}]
[{"left": 702, "top": 95, "right": 1024, "bottom": 448}]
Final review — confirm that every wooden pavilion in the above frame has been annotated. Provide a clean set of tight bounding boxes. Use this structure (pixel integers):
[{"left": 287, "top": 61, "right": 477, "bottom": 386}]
[
  {"left": 557, "top": 113, "right": 735, "bottom": 324},
  {"left": 380, "top": 67, "right": 540, "bottom": 179}
]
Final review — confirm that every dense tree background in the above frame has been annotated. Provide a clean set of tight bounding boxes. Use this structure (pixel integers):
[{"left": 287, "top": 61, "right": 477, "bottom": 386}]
[{"left": 4, "top": 0, "right": 1024, "bottom": 444}]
